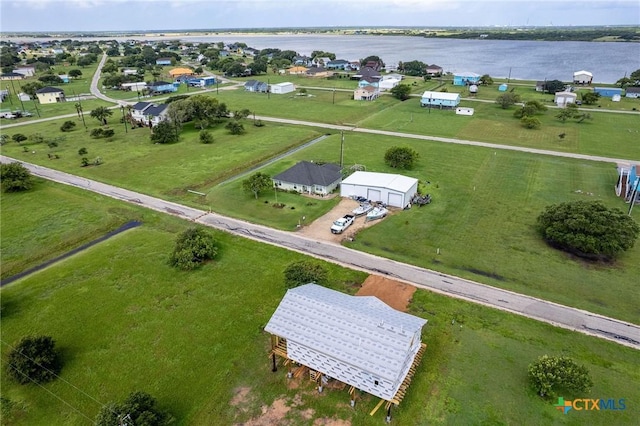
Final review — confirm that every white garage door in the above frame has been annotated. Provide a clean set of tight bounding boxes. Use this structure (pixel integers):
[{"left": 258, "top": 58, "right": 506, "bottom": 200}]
[
  {"left": 388, "top": 192, "right": 403, "bottom": 207},
  {"left": 367, "top": 189, "right": 382, "bottom": 202}
]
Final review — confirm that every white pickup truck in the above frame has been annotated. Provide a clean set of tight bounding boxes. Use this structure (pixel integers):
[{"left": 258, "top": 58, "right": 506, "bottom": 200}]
[{"left": 330, "top": 214, "right": 355, "bottom": 234}]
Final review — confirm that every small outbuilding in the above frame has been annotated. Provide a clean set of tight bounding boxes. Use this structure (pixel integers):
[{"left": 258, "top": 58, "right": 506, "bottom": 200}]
[
  {"left": 554, "top": 91, "right": 577, "bottom": 107},
  {"left": 270, "top": 82, "right": 295, "bottom": 94},
  {"left": 625, "top": 87, "right": 640, "bottom": 98},
  {"left": 273, "top": 161, "right": 342, "bottom": 196},
  {"left": 265, "top": 284, "right": 427, "bottom": 409},
  {"left": 340, "top": 171, "right": 418, "bottom": 208},
  {"left": 420, "top": 91, "right": 460, "bottom": 108},
  {"left": 498, "top": 83, "right": 508, "bottom": 92},
  {"left": 594, "top": 87, "right": 623, "bottom": 98}
]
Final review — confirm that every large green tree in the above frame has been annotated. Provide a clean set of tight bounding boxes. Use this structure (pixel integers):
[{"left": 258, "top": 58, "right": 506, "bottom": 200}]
[
  {"left": 242, "top": 172, "right": 272, "bottom": 199},
  {"left": 0, "top": 162, "right": 34, "bottom": 192},
  {"left": 150, "top": 121, "right": 180, "bottom": 144},
  {"left": 537, "top": 200, "right": 640, "bottom": 261},
  {"left": 6, "top": 336, "right": 61, "bottom": 384},
  {"left": 401, "top": 60, "right": 427, "bottom": 77},
  {"left": 95, "top": 391, "right": 171, "bottom": 426},
  {"left": 384, "top": 146, "right": 419, "bottom": 169},
  {"left": 169, "top": 227, "right": 218, "bottom": 270},
  {"left": 528, "top": 355, "right": 593, "bottom": 398}
]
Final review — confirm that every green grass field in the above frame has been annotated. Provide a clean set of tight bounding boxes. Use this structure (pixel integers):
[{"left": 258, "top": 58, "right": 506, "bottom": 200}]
[{"left": 1, "top": 182, "right": 638, "bottom": 425}]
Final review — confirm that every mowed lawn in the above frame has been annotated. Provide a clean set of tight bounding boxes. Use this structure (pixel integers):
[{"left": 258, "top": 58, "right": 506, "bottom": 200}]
[
  {"left": 1, "top": 183, "right": 638, "bottom": 425},
  {"left": 227, "top": 131, "right": 639, "bottom": 324},
  {"left": 0, "top": 117, "right": 323, "bottom": 200}
]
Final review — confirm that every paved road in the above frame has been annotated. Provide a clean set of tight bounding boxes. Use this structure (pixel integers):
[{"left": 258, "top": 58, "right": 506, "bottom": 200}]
[{"left": 3, "top": 155, "right": 638, "bottom": 350}]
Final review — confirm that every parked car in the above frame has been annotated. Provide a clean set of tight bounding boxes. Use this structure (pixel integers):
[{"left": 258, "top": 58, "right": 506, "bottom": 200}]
[{"left": 0, "top": 112, "right": 17, "bottom": 119}]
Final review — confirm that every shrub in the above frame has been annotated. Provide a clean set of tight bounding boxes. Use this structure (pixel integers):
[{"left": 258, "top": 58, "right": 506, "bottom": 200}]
[
  {"left": 283, "top": 260, "right": 328, "bottom": 289},
  {"left": 11, "top": 134, "right": 27, "bottom": 143},
  {"left": 60, "top": 120, "right": 76, "bottom": 132},
  {"left": 6, "top": 335, "right": 61, "bottom": 384},
  {"left": 0, "top": 162, "right": 34, "bottom": 192},
  {"left": 199, "top": 130, "right": 214, "bottom": 144},
  {"left": 170, "top": 227, "right": 218, "bottom": 270},
  {"left": 95, "top": 391, "right": 171, "bottom": 426},
  {"left": 78, "top": 147, "right": 88, "bottom": 155},
  {"left": 528, "top": 355, "right": 593, "bottom": 398},
  {"left": 384, "top": 146, "right": 419, "bottom": 169}
]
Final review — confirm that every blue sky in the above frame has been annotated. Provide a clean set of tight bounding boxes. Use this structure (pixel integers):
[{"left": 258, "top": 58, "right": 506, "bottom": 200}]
[{"left": 1, "top": 0, "right": 638, "bottom": 32}]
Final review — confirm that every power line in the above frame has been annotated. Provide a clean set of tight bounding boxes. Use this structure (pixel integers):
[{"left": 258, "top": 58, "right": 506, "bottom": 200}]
[
  {"left": 7, "top": 366, "right": 95, "bottom": 423},
  {"left": 1, "top": 339, "right": 118, "bottom": 418}
]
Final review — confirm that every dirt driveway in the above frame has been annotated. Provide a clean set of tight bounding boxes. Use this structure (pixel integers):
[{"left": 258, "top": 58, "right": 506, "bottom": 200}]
[{"left": 296, "top": 198, "right": 392, "bottom": 243}]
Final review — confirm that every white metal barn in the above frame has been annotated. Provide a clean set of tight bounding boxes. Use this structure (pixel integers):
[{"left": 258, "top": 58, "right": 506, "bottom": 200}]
[
  {"left": 265, "top": 284, "right": 427, "bottom": 403},
  {"left": 270, "top": 82, "right": 295, "bottom": 94},
  {"left": 340, "top": 171, "right": 418, "bottom": 208}
]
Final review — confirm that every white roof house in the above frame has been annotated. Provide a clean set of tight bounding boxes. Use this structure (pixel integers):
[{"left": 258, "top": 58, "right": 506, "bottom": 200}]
[
  {"left": 554, "top": 91, "right": 577, "bottom": 107},
  {"left": 265, "top": 284, "right": 427, "bottom": 402},
  {"left": 341, "top": 171, "right": 419, "bottom": 208},
  {"left": 573, "top": 70, "right": 593, "bottom": 84},
  {"left": 270, "top": 82, "right": 295, "bottom": 94}
]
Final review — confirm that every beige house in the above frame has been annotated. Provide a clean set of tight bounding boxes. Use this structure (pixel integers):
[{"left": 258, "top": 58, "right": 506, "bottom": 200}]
[
  {"left": 354, "top": 86, "right": 379, "bottom": 101},
  {"left": 35, "top": 86, "right": 65, "bottom": 104},
  {"left": 306, "top": 67, "right": 330, "bottom": 78},
  {"left": 288, "top": 66, "right": 308, "bottom": 75}
]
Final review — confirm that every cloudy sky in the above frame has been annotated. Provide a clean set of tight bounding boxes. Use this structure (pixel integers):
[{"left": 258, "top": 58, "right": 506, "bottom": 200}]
[{"left": 1, "top": 0, "right": 638, "bottom": 33}]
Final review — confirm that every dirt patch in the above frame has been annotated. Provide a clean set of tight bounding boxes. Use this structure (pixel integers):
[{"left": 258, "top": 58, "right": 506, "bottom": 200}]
[
  {"left": 297, "top": 198, "right": 393, "bottom": 243},
  {"left": 242, "top": 398, "right": 291, "bottom": 426},
  {"left": 231, "top": 387, "right": 251, "bottom": 406},
  {"left": 356, "top": 275, "right": 417, "bottom": 312},
  {"left": 313, "top": 419, "right": 352, "bottom": 426}
]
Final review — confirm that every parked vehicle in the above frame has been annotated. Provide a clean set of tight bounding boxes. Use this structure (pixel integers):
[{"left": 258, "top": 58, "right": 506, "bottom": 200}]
[
  {"left": 352, "top": 202, "right": 373, "bottom": 216},
  {"left": 366, "top": 206, "right": 388, "bottom": 221},
  {"left": 330, "top": 214, "right": 355, "bottom": 234},
  {"left": 0, "top": 112, "right": 17, "bottom": 119}
]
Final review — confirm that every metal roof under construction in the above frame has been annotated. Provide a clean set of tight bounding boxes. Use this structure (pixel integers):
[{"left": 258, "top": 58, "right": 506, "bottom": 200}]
[{"left": 265, "top": 284, "right": 427, "bottom": 401}]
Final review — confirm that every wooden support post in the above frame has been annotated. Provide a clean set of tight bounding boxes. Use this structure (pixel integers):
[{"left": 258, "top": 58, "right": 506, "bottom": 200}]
[
  {"left": 271, "top": 353, "right": 277, "bottom": 372},
  {"left": 386, "top": 405, "right": 392, "bottom": 423}
]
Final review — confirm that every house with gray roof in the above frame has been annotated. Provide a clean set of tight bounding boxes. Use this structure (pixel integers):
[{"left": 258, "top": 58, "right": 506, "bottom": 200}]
[
  {"left": 244, "top": 79, "right": 268, "bottom": 93},
  {"left": 265, "top": 284, "right": 427, "bottom": 406},
  {"left": 130, "top": 101, "right": 169, "bottom": 127},
  {"left": 272, "top": 161, "right": 342, "bottom": 196}
]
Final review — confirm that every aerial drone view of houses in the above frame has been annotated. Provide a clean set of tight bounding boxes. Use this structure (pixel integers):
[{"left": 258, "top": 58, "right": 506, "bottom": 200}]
[{"left": 1, "top": 25, "right": 639, "bottom": 426}]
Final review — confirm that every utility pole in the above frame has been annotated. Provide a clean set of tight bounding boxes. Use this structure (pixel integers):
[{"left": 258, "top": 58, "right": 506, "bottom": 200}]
[
  {"left": 340, "top": 131, "right": 344, "bottom": 168},
  {"left": 628, "top": 178, "right": 639, "bottom": 216},
  {"left": 332, "top": 87, "right": 335, "bottom": 104},
  {"left": 11, "top": 79, "right": 25, "bottom": 112}
]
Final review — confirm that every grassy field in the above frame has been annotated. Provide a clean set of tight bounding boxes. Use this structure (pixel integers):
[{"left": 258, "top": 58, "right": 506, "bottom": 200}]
[
  {"left": 1, "top": 182, "right": 638, "bottom": 425},
  {"left": 204, "top": 131, "right": 640, "bottom": 324}
]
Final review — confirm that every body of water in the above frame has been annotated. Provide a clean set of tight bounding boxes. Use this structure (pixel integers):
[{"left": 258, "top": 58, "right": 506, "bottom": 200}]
[
  {"left": 8, "top": 33, "right": 639, "bottom": 83},
  {"left": 187, "top": 34, "right": 639, "bottom": 84}
]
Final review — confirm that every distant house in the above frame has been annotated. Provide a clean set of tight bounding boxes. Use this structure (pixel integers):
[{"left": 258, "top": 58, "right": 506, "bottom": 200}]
[
  {"left": 312, "top": 57, "right": 332, "bottom": 67},
  {"left": 364, "top": 60, "right": 384, "bottom": 71},
  {"left": 122, "top": 68, "right": 139, "bottom": 76},
  {"left": 573, "top": 70, "right": 593, "bottom": 85},
  {"left": 244, "top": 80, "right": 268, "bottom": 93},
  {"left": 358, "top": 76, "right": 380, "bottom": 88},
  {"left": 272, "top": 161, "right": 342, "bottom": 196},
  {"left": 270, "top": 82, "right": 295, "bottom": 94},
  {"left": 626, "top": 87, "right": 640, "bottom": 98},
  {"left": 169, "top": 67, "right": 194, "bottom": 78},
  {"left": 354, "top": 66, "right": 381, "bottom": 80},
  {"left": 326, "top": 59, "right": 349, "bottom": 70},
  {"left": 554, "top": 91, "right": 577, "bottom": 107},
  {"left": 265, "top": 284, "right": 427, "bottom": 404},
  {"left": 147, "top": 81, "right": 177, "bottom": 94},
  {"left": 288, "top": 66, "right": 308, "bottom": 75},
  {"left": 293, "top": 56, "right": 313, "bottom": 66},
  {"left": 420, "top": 91, "right": 460, "bottom": 108},
  {"left": 354, "top": 86, "right": 380, "bottom": 101},
  {"left": 14, "top": 66, "right": 36, "bottom": 77},
  {"left": 121, "top": 82, "right": 147, "bottom": 92},
  {"left": 594, "top": 87, "right": 623, "bottom": 98},
  {"left": 453, "top": 72, "right": 481, "bottom": 86},
  {"left": 615, "top": 164, "right": 640, "bottom": 203},
  {"left": 0, "top": 72, "right": 25, "bottom": 81},
  {"left": 348, "top": 61, "right": 361, "bottom": 71},
  {"left": 130, "top": 101, "right": 169, "bottom": 127},
  {"left": 425, "top": 64, "right": 443, "bottom": 76},
  {"left": 535, "top": 81, "right": 546, "bottom": 92},
  {"left": 187, "top": 76, "right": 216, "bottom": 87},
  {"left": 156, "top": 57, "right": 173, "bottom": 66},
  {"left": 306, "top": 67, "right": 330, "bottom": 78},
  {"left": 35, "top": 86, "right": 65, "bottom": 104},
  {"left": 379, "top": 78, "right": 400, "bottom": 91}
]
